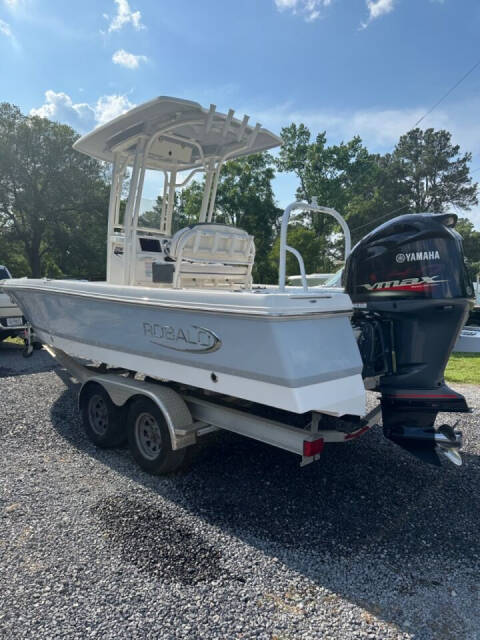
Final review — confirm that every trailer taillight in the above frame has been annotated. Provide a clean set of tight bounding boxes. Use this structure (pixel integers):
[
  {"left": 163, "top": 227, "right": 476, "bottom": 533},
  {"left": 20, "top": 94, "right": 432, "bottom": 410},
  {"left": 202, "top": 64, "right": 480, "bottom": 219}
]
[{"left": 303, "top": 438, "right": 324, "bottom": 457}]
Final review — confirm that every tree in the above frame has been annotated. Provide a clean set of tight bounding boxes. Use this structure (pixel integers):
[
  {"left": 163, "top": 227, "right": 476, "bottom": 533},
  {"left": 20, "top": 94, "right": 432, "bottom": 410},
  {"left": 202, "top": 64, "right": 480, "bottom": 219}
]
[
  {"left": 215, "top": 154, "right": 281, "bottom": 281},
  {"left": 176, "top": 181, "right": 204, "bottom": 230},
  {"left": 276, "top": 124, "right": 479, "bottom": 252},
  {"left": 0, "top": 103, "right": 110, "bottom": 278},
  {"left": 140, "top": 182, "right": 204, "bottom": 233},
  {"left": 391, "top": 128, "right": 478, "bottom": 213},
  {"left": 276, "top": 123, "right": 385, "bottom": 255},
  {"left": 268, "top": 226, "right": 326, "bottom": 279},
  {"left": 456, "top": 217, "right": 480, "bottom": 277},
  {"left": 0, "top": 229, "right": 29, "bottom": 276},
  {"left": 139, "top": 197, "right": 163, "bottom": 229},
  {"left": 346, "top": 128, "right": 479, "bottom": 241}
]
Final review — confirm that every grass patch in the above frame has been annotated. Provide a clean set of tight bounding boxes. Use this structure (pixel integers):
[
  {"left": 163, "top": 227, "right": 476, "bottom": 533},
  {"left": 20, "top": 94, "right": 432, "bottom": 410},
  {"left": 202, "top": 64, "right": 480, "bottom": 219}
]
[{"left": 445, "top": 352, "right": 480, "bottom": 385}]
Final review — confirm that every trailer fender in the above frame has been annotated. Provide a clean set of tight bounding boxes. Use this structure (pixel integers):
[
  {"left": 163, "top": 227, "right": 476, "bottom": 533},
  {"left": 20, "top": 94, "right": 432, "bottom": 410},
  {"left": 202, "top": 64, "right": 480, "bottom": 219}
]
[{"left": 79, "top": 376, "right": 195, "bottom": 450}]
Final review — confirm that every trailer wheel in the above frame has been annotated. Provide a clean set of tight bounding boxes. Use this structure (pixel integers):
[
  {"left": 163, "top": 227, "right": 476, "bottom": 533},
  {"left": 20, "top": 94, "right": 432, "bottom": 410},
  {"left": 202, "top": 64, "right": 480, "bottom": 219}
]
[
  {"left": 80, "top": 383, "right": 126, "bottom": 448},
  {"left": 127, "top": 397, "right": 187, "bottom": 475}
]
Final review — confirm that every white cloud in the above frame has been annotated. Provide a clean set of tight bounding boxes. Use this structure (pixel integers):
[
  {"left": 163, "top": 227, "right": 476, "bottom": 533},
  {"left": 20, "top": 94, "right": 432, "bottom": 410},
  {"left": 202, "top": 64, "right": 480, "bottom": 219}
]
[
  {"left": 105, "top": 0, "right": 145, "bottom": 33},
  {"left": 112, "top": 48, "right": 147, "bottom": 69},
  {"left": 274, "top": 1, "right": 443, "bottom": 28},
  {"left": 3, "top": 0, "right": 21, "bottom": 7},
  {"left": 30, "top": 90, "right": 134, "bottom": 131},
  {"left": 361, "top": 0, "right": 395, "bottom": 28},
  {"left": 0, "top": 17, "right": 19, "bottom": 47},
  {"left": 244, "top": 102, "right": 425, "bottom": 149},
  {"left": 274, "top": 0, "right": 332, "bottom": 22},
  {"left": 242, "top": 97, "right": 480, "bottom": 160},
  {"left": 30, "top": 91, "right": 95, "bottom": 129},
  {"left": 94, "top": 94, "right": 135, "bottom": 126},
  {"left": 0, "top": 18, "right": 12, "bottom": 38}
]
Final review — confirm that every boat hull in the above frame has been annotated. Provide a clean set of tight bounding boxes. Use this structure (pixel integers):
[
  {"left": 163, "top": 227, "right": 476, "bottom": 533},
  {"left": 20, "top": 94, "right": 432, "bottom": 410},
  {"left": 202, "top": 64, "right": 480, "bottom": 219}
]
[
  {"left": 454, "top": 326, "right": 480, "bottom": 354},
  {"left": 4, "top": 280, "right": 366, "bottom": 416}
]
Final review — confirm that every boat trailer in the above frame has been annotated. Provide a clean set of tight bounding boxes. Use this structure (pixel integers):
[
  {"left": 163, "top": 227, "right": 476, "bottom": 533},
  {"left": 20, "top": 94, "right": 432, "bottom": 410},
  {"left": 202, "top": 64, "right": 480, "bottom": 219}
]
[{"left": 43, "top": 345, "right": 384, "bottom": 473}]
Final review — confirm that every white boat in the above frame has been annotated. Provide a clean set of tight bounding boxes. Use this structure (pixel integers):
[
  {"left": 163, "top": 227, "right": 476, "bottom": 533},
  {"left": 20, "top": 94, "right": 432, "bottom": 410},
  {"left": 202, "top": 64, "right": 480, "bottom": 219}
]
[
  {"left": 288, "top": 273, "right": 334, "bottom": 287},
  {"left": 2, "top": 96, "right": 474, "bottom": 468},
  {"left": 2, "top": 97, "right": 364, "bottom": 416},
  {"left": 454, "top": 324, "right": 480, "bottom": 353},
  {"left": 453, "top": 279, "right": 479, "bottom": 353}
]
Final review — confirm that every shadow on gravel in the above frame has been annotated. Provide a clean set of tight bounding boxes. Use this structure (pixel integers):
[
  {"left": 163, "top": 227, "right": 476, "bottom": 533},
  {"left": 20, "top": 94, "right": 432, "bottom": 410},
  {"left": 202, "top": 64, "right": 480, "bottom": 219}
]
[
  {"left": 0, "top": 343, "right": 58, "bottom": 377},
  {"left": 49, "top": 369, "right": 480, "bottom": 638}
]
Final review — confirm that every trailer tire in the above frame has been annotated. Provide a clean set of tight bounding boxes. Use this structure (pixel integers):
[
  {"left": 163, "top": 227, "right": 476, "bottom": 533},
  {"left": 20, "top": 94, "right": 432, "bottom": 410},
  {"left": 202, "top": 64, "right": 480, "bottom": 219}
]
[
  {"left": 127, "top": 397, "right": 187, "bottom": 475},
  {"left": 80, "top": 383, "right": 126, "bottom": 448}
]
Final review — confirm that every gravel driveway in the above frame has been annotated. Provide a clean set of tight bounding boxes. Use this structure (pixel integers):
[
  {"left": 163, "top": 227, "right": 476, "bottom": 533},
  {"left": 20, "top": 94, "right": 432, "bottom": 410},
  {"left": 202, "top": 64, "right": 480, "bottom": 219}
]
[{"left": 1, "top": 341, "right": 480, "bottom": 639}]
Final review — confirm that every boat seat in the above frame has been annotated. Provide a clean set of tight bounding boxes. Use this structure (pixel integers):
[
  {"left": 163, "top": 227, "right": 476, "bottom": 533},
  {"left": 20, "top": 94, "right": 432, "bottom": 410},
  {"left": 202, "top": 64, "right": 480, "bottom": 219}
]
[{"left": 167, "top": 223, "right": 255, "bottom": 289}]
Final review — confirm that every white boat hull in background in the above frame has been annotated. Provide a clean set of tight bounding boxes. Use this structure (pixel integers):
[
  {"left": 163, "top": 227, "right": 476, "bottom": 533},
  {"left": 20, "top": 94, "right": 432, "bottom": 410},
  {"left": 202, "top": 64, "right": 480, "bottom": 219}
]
[{"left": 453, "top": 326, "right": 480, "bottom": 354}]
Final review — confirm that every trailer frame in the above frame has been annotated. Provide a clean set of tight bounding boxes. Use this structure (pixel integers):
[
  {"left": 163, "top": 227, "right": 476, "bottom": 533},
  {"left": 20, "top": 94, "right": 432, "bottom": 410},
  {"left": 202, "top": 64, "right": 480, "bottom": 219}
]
[{"left": 45, "top": 345, "right": 382, "bottom": 472}]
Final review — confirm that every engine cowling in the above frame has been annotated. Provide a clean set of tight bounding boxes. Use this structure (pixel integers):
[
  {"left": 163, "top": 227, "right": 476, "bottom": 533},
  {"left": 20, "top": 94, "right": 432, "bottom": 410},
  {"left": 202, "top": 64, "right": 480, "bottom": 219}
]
[{"left": 344, "top": 212, "right": 474, "bottom": 465}]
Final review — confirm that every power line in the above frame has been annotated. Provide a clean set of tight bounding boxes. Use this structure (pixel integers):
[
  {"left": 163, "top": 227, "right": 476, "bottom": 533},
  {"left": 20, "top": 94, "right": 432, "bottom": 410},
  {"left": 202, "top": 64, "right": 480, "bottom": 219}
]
[
  {"left": 352, "top": 57, "right": 480, "bottom": 232},
  {"left": 351, "top": 166, "right": 480, "bottom": 233},
  {"left": 413, "top": 57, "right": 480, "bottom": 128},
  {"left": 299, "top": 56, "right": 480, "bottom": 235}
]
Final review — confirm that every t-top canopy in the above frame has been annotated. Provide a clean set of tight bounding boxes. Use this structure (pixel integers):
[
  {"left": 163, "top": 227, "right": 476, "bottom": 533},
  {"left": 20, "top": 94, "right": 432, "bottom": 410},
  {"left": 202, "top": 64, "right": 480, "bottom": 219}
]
[{"left": 73, "top": 96, "right": 282, "bottom": 171}]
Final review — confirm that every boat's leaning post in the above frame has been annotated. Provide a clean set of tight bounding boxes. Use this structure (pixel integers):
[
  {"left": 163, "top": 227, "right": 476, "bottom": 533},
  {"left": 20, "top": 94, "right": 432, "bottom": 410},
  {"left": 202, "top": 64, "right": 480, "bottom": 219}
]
[{"left": 278, "top": 199, "right": 352, "bottom": 292}]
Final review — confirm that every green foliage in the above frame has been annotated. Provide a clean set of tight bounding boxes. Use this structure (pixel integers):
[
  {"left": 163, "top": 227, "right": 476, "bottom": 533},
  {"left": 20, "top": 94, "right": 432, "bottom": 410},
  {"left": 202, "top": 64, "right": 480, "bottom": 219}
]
[
  {"left": 139, "top": 198, "right": 162, "bottom": 229},
  {"left": 456, "top": 217, "right": 480, "bottom": 277},
  {"left": 177, "top": 182, "right": 204, "bottom": 230},
  {"left": 347, "top": 128, "right": 478, "bottom": 240},
  {"left": 139, "top": 182, "right": 204, "bottom": 233},
  {"left": 391, "top": 128, "right": 477, "bottom": 212},
  {"left": 215, "top": 154, "right": 281, "bottom": 282},
  {"left": 0, "top": 231, "right": 30, "bottom": 276},
  {"left": 277, "top": 123, "right": 388, "bottom": 246},
  {"left": 276, "top": 123, "right": 479, "bottom": 264},
  {"left": 0, "top": 102, "right": 109, "bottom": 278},
  {"left": 269, "top": 226, "right": 326, "bottom": 278}
]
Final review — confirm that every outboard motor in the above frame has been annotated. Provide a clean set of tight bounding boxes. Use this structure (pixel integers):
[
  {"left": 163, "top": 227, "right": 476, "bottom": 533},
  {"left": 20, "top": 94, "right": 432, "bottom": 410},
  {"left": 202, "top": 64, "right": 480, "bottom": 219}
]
[{"left": 344, "top": 213, "right": 475, "bottom": 465}]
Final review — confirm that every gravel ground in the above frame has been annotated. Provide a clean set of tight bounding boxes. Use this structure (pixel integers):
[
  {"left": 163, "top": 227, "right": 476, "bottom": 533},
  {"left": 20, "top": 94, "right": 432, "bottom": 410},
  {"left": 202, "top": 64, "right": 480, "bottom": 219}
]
[{"left": 1, "top": 341, "right": 480, "bottom": 639}]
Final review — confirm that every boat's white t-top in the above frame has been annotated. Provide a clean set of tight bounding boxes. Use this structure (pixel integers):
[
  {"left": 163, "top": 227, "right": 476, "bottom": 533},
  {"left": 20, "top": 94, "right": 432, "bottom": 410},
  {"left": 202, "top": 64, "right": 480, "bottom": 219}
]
[{"left": 74, "top": 96, "right": 282, "bottom": 289}]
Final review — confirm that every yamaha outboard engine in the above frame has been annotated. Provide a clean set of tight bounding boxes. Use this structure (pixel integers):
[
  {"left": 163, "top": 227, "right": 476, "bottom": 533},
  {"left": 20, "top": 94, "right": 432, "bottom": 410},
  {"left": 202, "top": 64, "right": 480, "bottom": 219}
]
[{"left": 344, "top": 212, "right": 475, "bottom": 465}]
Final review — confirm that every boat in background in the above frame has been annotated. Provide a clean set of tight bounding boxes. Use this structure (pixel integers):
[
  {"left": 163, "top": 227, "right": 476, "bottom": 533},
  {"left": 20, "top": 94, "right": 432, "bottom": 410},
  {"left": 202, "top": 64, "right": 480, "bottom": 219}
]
[
  {"left": 454, "top": 277, "right": 479, "bottom": 353},
  {"left": 454, "top": 325, "right": 480, "bottom": 353},
  {"left": 288, "top": 273, "right": 334, "bottom": 287}
]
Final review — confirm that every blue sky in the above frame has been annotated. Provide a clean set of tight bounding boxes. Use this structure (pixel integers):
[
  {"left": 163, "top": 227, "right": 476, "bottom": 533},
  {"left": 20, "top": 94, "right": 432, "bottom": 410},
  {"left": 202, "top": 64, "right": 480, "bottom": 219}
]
[{"left": 1, "top": 0, "right": 480, "bottom": 227}]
